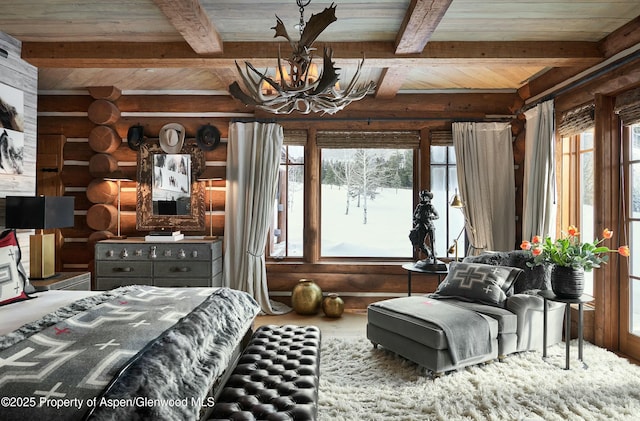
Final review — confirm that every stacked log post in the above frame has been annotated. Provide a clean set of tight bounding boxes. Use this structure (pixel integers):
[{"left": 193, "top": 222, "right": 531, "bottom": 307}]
[{"left": 86, "top": 87, "right": 122, "bottom": 274}]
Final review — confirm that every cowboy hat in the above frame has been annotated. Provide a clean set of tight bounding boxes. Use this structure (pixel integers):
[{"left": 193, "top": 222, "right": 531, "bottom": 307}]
[
  {"left": 196, "top": 124, "right": 221, "bottom": 151},
  {"left": 126, "top": 124, "right": 145, "bottom": 150},
  {"left": 159, "top": 123, "right": 185, "bottom": 154}
]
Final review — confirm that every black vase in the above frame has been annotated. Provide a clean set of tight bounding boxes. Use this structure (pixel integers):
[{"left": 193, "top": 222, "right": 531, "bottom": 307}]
[{"left": 551, "top": 265, "right": 585, "bottom": 299}]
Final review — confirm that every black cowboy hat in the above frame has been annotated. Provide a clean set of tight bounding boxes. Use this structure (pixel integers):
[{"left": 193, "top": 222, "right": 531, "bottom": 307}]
[
  {"left": 127, "top": 124, "right": 145, "bottom": 151},
  {"left": 196, "top": 124, "right": 221, "bottom": 151}
]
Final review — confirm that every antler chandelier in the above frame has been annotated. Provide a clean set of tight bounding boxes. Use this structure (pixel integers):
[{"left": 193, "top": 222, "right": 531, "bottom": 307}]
[{"left": 228, "top": 1, "right": 375, "bottom": 115}]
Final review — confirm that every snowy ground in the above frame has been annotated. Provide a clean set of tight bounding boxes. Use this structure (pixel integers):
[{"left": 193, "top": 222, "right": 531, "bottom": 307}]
[{"left": 319, "top": 185, "right": 413, "bottom": 257}]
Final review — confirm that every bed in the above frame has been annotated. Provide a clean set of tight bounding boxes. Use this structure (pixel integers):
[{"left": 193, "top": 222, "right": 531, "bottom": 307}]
[{"left": 0, "top": 285, "right": 260, "bottom": 421}]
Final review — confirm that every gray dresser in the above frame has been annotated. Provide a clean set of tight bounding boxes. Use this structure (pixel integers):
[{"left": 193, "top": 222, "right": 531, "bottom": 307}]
[{"left": 94, "top": 238, "right": 222, "bottom": 290}]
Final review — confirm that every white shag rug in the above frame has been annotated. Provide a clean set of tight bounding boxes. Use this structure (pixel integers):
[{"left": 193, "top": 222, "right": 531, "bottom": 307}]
[{"left": 319, "top": 337, "right": 640, "bottom": 421}]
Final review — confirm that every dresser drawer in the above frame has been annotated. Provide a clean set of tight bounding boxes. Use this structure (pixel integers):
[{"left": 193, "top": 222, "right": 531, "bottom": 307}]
[
  {"left": 154, "top": 261, "right": 211, "bottom": 278},
  {"left": 154, "top": 277, "right": 211, "bottom": 288},
  {"left": 96, "top": 277, "right": 152, "bottom": 290},
  {"left": 153, "top": 243, "right": 212, "bottom": 260},
  {"left": 96, "top": 261, "right": 153, "bottom": 278},
  {"left": 95, "top": 238, "right": 222, "bottom": 289}
]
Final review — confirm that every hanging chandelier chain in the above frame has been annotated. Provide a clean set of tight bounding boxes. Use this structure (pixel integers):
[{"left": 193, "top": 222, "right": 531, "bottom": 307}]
[{"left": 297, "top": 0, "right": 311, "bottom": 36}]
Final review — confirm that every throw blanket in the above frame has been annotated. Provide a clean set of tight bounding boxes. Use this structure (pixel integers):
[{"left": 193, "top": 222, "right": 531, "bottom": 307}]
[
  {"left": 0, "top": 286, "right": 259, "bottom": 421},
  {"left": 372, "top": 296, "right": 492, "bottom": 364}
]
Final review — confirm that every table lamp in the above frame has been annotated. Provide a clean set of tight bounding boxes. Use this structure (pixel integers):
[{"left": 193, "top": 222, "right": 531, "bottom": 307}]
[
  {"left": 197, "top": 168, "right": 223, "bottom": 239},
  {"left": 5, "top": 196, "right": 75, "bottom": 279},
  {"left": 104, "top": 170, "right": 132, "bottom": 239}
]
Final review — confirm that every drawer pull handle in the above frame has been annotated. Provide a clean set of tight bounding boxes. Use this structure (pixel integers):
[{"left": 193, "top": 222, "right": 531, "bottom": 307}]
[
  {"left": 114, "top": 267, "right": 133, "bottom": 272},
  {"left": 171, "top": 267, "right": 190, "bottom": 273}
]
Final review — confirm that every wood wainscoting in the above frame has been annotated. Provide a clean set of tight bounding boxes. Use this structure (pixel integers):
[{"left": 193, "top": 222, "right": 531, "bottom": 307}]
[{"left": 266, "top": 261, "right": 440, "bottom": 310}]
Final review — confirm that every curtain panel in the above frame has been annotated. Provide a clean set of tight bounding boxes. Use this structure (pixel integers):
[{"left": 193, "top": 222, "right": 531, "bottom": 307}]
[
  {"left": 453, "top": 122, "right": 516, "bottom": 252},
  {"left": 522, "top": 100, "right": 557, "bottom": 240},
  {"left": 223, "top": 121, "right": 287, "bottom": 314}
]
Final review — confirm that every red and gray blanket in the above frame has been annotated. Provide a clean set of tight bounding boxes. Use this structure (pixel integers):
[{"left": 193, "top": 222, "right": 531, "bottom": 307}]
[{"left": 0, "top": 286, "right": 259, "bottom": 420}]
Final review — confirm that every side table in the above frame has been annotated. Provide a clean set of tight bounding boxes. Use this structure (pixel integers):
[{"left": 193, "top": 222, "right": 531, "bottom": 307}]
[
  {"left": 30, "top": 272, "right": 92, "bottom": 291},
  {"left": 401, "top": 262, "right": 448, "bottom": 296},
  {"left": 538, "top": 289, "right": 593, "bottom": 370}
]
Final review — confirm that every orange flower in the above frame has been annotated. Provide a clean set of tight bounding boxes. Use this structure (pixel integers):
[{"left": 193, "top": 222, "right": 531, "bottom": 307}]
[
  {"left": 603, "top": 228, "right": 613, "bottom": 239},
  {"left": 520, "top": 240, "right": 532, "bottom": 250},
  {"left": 532, "top": 235, "right": 542, "bottom": 244},
  {"left": 619, "top": 246, "right": 630, "bottom": 257},
  {"left": 567, "top": 225, "right": 579, "bottom": 236},
  {"left": 532, "top": 247, "right": 542, "bottom": 256}
]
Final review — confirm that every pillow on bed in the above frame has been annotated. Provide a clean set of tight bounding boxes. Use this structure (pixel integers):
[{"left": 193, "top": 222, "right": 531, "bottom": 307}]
[
  {"left": 432, "top": 262, "right": 523, "bottom": 307},
  {"left": 0, "top": 229, "right": 34, "bottom": 306}
]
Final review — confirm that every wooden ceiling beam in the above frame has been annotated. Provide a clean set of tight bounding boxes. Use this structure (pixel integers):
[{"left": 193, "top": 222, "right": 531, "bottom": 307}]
[
  {"left": 151, "top": 0, "right": 223, "bottom": 54},
  {"left": 375, "top": 67, "right": 409, "bottom": 99},
  {"left": 518, "top": 16, "right": 640, "bottom": 102},
  {"left": 598, "top": 15, "right": 640, "bottom": 59},
  {"left": 395, "top": 0, "right": 453, "bottom": 54},
  {"left": 22, "top": 41, "right": 603, "bottom": 68}
]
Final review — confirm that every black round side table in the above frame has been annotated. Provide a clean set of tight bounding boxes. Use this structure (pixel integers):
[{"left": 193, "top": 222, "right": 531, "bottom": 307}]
[
  {"left": 402, "top": 262, "right": 448, "bottom": 296},
  {"left": 538, "top": 289, "right": 594, "bottom": 370}
]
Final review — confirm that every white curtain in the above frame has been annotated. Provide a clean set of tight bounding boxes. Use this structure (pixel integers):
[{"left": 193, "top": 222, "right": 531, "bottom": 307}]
[
  {"left": 453, "top": 122, "right": 516, "bottom": 252},
  {"left": 223, "top": 121, "right": 287, "bottom": 314},
  {"left": 522, "top": 100, "right": 556, "bottom": 240}
]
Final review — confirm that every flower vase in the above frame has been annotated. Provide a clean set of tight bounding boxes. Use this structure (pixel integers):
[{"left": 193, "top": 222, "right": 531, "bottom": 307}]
[
  {"left": 551, "top": 265, "right": 585, "bottom": 299},
  {"left": 291, "top": 279, "right": 323, "bottom": 315},
  {"left": 322, "top": 293, "right": 345, "bottom": 318}
]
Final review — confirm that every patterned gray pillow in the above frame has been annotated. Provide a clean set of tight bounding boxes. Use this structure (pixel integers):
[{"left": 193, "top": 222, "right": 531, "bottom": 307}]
[{"left": 432, "top": 262, "right": 523, "bottom": 307}]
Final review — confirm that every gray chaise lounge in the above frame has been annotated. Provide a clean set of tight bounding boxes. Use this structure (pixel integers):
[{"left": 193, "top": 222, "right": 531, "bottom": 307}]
[{"left": 367, "top": 251, "right": 565, "bottom": 375}]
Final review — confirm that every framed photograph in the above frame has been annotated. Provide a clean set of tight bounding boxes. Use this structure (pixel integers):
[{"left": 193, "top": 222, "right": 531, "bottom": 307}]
[{"left": 0, "top": 82, "right": 25, "bottom": 174}]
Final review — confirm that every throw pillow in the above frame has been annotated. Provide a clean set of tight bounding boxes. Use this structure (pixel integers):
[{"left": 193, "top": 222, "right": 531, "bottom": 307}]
[
  {"left": 0, "top": 244, "right": 31, "bottom": 306},
  {"left": 432, "top": 262, "right": 523, "bottom": 307},
  {"left": 0, "top": 229, "right": 35, "bottom": 305}
]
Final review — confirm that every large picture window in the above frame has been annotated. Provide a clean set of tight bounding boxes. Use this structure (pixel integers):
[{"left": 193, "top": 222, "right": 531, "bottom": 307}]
[{"left": 320, "top": 148, "right": 414, "bottom": 258}]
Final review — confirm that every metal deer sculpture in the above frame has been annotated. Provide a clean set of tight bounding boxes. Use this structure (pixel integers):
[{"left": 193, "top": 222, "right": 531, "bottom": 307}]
[{"left": 229, "top": 3, "right": 375, "bottom": 115}]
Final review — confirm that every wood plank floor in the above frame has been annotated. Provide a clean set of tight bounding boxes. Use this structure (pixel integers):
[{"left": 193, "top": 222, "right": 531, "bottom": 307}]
[{"left": 254, "top": 309, "right": 368, "bottom": 339}]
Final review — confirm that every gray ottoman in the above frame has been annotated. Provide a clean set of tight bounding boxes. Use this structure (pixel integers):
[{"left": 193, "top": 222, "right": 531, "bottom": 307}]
[{"left": 367, "top": 296, "right": 499, "bottom": 376}]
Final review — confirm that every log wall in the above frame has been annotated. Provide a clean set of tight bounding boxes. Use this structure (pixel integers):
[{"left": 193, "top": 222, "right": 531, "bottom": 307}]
[{"left": 38, "top": 85, "right": 524, "bottom": 306}]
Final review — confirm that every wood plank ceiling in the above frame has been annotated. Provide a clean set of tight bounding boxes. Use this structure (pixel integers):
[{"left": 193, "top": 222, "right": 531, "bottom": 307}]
[{"left": 0, "top": 0, "right": 639, "bottom": 104}]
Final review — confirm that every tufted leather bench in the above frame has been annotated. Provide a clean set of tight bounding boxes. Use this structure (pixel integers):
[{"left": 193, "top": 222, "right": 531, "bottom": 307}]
[{"left": 208, "top": 324, "right": 321, "bottom": 421}]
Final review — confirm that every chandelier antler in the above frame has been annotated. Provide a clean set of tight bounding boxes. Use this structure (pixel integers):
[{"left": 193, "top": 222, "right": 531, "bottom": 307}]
[{"left": 228, "top": 2, "right": 375, "bottom": 115}]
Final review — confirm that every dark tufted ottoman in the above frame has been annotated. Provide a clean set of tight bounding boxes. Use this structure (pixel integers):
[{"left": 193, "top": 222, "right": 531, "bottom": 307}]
[{"left": 209, "top": 324, "right": 321, "bottom": 421}]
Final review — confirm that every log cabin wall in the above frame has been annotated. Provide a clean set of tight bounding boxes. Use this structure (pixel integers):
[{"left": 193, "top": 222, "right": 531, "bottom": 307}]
[
  {"left": 38, "top": 86, "right": 524, "bottom": 305},
  {"left": 0, "top": 32, "right": 37, "bottom": 273},
  {"left": 37, "top": 91, "right": 238, "bottom": 285}
]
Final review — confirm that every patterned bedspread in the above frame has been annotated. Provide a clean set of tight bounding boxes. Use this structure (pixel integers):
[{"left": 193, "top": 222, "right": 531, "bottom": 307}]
[{"left": 0, "top": 286, "right": 260, "bottom": 421}]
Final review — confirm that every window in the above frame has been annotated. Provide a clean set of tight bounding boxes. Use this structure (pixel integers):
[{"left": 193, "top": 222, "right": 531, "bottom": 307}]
[
  {"left": 559, "top": 129, "right": 594, "bottom": 294},
  {"left": 626, "top": 123, "right": 640, "bottom": 333},
  {"left": 269, "top": 144, "right": 304, "bottom": 258},
  {"left": 430, "top": 145, "right": 464, "bottom": 258},
  {"left": 320, "top": 148, "right": 414, "bottom": 258}
]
